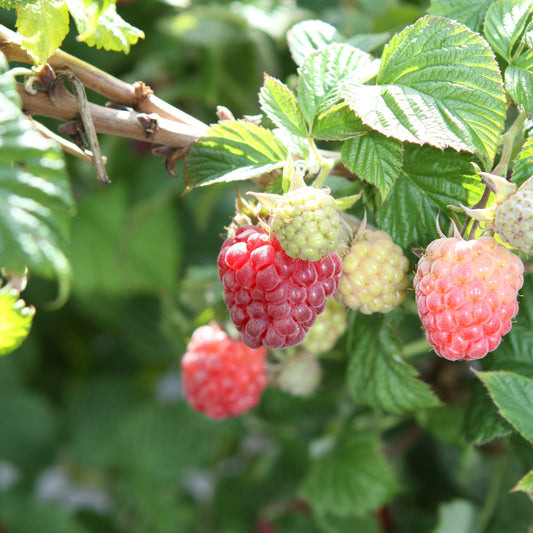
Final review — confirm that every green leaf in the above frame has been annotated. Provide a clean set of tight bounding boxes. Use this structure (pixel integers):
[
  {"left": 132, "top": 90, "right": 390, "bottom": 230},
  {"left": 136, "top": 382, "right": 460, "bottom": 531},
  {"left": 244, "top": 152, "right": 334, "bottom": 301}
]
[
  {"left": 0, "top": 389, "right": 57, "bottom": 472},
  {"left": 462, "top": 379, "right": 513, "bottom": 445},
  {"left": 69, "top": 179, "right": 182, "bottom": 295},
  {"left": 476, "top": 370, "right": 533, "bottom": 443},
  {"left": 505, "top": 51, "right": 533, "bottom": 114},
  {"left": 484, "top": 0, "right": 532, "bottom": 61},
  {"left": 375, "top": 145, "right": 483, "bottom": 249},
  {"left": 259, "top": 74, "right": 309, "bottom": 138},
  {"left": 0, "top": 55, "right": 75, "bottom": 303},
  {"left": 428, "top": 0, "right": 496, "bottom": 31},
  {"left": 314, "top": 511, "right": 381, "bottom": 533},
  {"left": 512, "top": 129, "right": 533, "bottom": 186},
  {"left": 298, "top": 43, "right": 379, "bottom": 135},
  {"left": 347, "top": 314, "right": 442, "bottom": 414},
  {"left": 433, "top": 499, "right": 479, "bottom": 533},
  {"left": 311, "top": 102, "right": 367, "bottom": 141},
  {"left": 67, "top": 0, "right": 144, "bottom": 53},
  {"left": 300, "top": 431, "right": 398, "bottom": 516},
  {"left": 513, "top": 469, "right": 533, "bottom": 493},
  {"left": 346, "top": 33, "right": 391, "bottom": 53},
  {"left": 0, "top": 497, "right": 88, "bottom": 533},
  {"left": 111, "top": 402, "right": 227, "bottom": 482},
  {"left": 287, "top": 20, "right": 343, "bottom": 66},
  {"left": 184, "top": 121, "right": 288, "bottom": 188},
  {"left": 16, "top": 0, "right": 70, "bottom": 65},
  {"left": 342, "top": 15, "right": 506, "bottom": 163},
  {"left": 0, "top": 287, "right": 34, "bottom": 356},
  {"left": 341, "top": 132, "right": 403, "bottom": 201}
]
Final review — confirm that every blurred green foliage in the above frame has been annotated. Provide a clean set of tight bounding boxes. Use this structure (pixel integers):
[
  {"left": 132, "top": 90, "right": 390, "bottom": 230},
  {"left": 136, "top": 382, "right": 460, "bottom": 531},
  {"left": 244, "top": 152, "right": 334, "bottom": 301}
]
[{"left": 0, "top": 0, "right": 532, "bottom": 532}]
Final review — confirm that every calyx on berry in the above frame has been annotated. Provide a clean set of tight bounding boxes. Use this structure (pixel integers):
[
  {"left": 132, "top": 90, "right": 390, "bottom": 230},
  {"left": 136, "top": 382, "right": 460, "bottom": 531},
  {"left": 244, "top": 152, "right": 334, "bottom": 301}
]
[{"left": 249, "top": 164, "right": 360, "bottom": 261}]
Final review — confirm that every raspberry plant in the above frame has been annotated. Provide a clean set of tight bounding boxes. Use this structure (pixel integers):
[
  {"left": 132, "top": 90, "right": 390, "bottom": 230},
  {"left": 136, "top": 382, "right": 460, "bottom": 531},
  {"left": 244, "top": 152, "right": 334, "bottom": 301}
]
[{"left": 0, "top": 1, "right": 533, "bottom": 532}]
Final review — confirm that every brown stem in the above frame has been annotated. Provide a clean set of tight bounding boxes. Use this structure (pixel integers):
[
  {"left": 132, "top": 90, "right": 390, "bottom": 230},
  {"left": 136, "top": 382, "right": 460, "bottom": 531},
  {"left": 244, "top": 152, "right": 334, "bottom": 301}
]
[
  {"left": 0, "top": 24, "right": 208, "bottom": 131},
  {"left": 17, "top": 85, "right": 203, "bottom": 149}
]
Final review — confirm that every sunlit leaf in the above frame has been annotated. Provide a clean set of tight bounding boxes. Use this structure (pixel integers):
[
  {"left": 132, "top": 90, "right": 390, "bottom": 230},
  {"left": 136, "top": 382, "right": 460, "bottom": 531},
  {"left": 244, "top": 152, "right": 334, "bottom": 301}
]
[
  {"left": 0, "top": 53, "right": 74, "bottom": 303},
  {"left": 16, "top": 0, "right": 69, "bottom": 65},
  {"left": 341, "top": 132, "right": 403, "bottom": 201},
  {"left": 0, "top": 287, "right": 34, "bottom": 356},
  {"left": 484, "top": 0, "right": 532, "bottom": 61},
  {"left": 184, "top": 121, "right": 288, "bottom": 188},
  {"left": 342, "top": 16, "right": 506, "bottom": 163}
]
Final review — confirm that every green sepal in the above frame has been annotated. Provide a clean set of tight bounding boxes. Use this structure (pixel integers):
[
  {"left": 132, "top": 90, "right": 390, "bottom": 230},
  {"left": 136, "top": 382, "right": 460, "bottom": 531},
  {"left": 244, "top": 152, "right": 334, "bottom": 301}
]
[{"left": 335, "top": 192, "right": 363, "bottom": 211}]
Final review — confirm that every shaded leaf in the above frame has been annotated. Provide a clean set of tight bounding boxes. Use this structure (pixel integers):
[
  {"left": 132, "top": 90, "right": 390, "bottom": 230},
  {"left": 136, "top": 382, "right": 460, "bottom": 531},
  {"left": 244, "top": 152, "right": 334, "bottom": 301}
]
[
  {"left": 462, "top": 379, "right": 513, "bottom": 445},
  {"left": 0, "top": 287, "right": 34, "bottom": 356},
  {"left": 259, "top": 74, "right": 308, "bottom": 138},
  {"left": 314, "top": 511, "right": 381, "bottom": 533},
  {"left": 476, "top": 370, "right": 533, "bottom": 443},
  {"left": 184, "top": 121, "right": 288, "bottom": 188},
  {"left": 342, "top": 16, "right": 506, "bottom": 162},
  {"left": 0, "top": 497, "right": 88, "bottom": 533},
  {"left": 300, "top": 431, "right": 398, "bottom": 516},
  {"left": 341, "top": 131, "right": 403, "bottom": 201},
  {"left": 375, "top": 145, "right": 483, "bottom": 249},
  {"left": 428, "top": 0, "right": 496, "bottom": 31},
  {"left": 484, "top": 0, "right": 532, "bottom": 61},
  {"left": 0, "top": 389, "right": 57, "bottom": 472},
  {"left": 69, "top": 180, "right": 182, "bottom": 295},
  {"left": 347, "top": 314, "right": 442, "bottom": 414}
]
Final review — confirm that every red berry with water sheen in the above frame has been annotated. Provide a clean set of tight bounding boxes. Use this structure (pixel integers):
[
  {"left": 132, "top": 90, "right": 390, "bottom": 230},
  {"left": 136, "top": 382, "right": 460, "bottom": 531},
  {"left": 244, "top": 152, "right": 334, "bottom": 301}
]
[
  {"left": 181, "top": 323, "right": 267, "bottom": 419},
  {"left": 413, "top": 236, "right": 524, "bottom": 361},
  {"left": 217, "top": 225, "right": 342, "bottom": 349}
]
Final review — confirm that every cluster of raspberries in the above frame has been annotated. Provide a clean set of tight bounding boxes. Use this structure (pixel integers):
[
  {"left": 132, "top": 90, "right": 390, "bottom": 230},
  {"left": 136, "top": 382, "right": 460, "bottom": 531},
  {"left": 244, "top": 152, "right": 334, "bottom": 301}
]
[{"left": 182, "top": 183, "right": 526, "bottom": 419}]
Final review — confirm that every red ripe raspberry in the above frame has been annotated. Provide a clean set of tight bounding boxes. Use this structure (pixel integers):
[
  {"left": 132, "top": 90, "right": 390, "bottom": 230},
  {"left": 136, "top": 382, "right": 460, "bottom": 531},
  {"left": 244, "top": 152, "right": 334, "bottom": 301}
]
[
  {"left": 181, "top": 323, "right": 268, "bottom": 419},
  {"left": 413, "top": 236, "right": 524, "bottom": 361},
  {"left": 217, "top": 225, "right": 342, "bottom": 349}
]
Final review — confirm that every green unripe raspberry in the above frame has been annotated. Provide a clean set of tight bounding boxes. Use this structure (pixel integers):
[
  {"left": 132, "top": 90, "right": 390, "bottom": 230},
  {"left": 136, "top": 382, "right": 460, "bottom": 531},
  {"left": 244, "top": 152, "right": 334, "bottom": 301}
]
[
  {"left": 276, "top": 350, "right": 322, "bottom": 397},
  {"left": 270, "top": 186, "right": 342, "bottom": 261},
  {"left": 303, "top": 298, "right": 347, "bottom": 354},
  {"left": 339, "top": 228, "right": 410, "bottom": 314},
  {"left": 494, "top": 189, "right": 533, "bottom": 254}
]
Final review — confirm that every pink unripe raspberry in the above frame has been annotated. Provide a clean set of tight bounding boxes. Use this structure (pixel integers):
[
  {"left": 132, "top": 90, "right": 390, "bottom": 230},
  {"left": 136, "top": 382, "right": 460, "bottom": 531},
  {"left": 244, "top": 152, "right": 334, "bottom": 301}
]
[
  {"left": 218, "top": 225, "right": 342, "bottom": 349},
  {"left": 181, "top": 323, "right": 268, "bottom": 419},
  {"left": 413, "top": 236, "right": 524, "bottom": 361}
]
